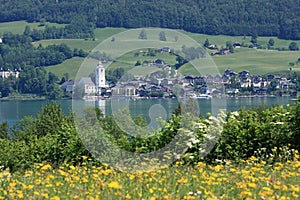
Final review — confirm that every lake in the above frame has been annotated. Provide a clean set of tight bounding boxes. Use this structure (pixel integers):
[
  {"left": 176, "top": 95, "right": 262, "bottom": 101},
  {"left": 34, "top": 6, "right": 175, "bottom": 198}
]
[{"left": 0, "top": 96, "right": 297, "bottom": 127}]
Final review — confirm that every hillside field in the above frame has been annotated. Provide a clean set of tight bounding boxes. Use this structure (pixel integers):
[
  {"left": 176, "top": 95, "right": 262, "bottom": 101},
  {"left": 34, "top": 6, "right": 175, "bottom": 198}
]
[
  {"left": 0, "top": 21, "right": 299, "bottom": 79},
  {"left": 42, "top": 29, "right": 300, "bottom": 78},
  {"left": 0, "top": 21, "right": 66, "bottom": 35}
]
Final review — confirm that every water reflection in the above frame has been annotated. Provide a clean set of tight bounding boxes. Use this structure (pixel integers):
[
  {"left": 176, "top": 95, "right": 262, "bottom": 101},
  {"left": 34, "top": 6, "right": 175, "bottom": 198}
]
[{"left": 0, "top": 96, "right": 296, "bottom": 127}]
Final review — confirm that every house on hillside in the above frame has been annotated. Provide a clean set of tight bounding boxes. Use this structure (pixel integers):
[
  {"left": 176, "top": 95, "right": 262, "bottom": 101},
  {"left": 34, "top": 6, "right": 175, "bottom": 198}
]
[
  {"left": 233, "top": 42, "right": 241, "bottom": 48},
  {"left": 252, "top": 75, "right": 263, "bottom": 88},
  {"left": 0, "top": 69, "right": 20, "bottom": 78},
  {"left": 60, "top": 80, "right": 74, "bottom": 93},
  {"left": 160, "top": 46, "right": 171, "bottom": 53},
  {"left": 239, "top": 70, "right": 250, "bottom": 78},
  {"left": 153, "top": 59, "right": 165, "bottom": 65},
  {"left": 208, "top": 44, "right": 218, "bottom": 49},
  {"left": 223, "top": 68, "right": 237, "bottom": 82},
  {"left": 210, "top": 51, "right": 220, "bottom": 56},
  {"left": 220, "top": 48, "right": 230, "bottom": 55}
]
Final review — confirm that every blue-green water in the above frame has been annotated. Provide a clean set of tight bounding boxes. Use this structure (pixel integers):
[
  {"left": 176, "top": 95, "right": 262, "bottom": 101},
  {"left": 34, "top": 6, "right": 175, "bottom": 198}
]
[{"left": 0, "top": 96, "right": 297, "bottom": 126}]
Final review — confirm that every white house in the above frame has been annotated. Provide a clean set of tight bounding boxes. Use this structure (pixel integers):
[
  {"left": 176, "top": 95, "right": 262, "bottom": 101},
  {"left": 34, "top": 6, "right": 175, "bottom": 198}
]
[
  {"left": 0, "top": 70, "right": 20, "bottom": 78},
  {"left": 79, "top": 77, "right": 96, "bottom": 95}
]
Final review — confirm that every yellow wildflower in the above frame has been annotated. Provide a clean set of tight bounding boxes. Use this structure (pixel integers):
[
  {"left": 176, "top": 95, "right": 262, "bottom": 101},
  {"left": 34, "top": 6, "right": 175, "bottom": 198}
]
[
  {"left": 50, "top": 196, "right": 60, "bottom": 200},
  {"left": 177, "top": 177, "right": 188, "bottom": 184},
  {"left": 41, "top": 164, "right": 52, "bottom": 171},
  {"left": 108, "top": 181, "right": 123, "bottom": 189}
]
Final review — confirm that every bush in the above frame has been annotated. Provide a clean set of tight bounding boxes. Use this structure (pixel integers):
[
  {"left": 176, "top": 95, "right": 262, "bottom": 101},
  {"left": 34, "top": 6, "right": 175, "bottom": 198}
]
[{"left": 1, "top": 99, "right": 300, "bottom": 172}]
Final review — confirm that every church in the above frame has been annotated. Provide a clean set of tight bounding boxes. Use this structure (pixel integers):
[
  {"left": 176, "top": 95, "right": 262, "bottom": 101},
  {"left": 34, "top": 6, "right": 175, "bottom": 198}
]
[
  {"left": 77, "top": 61, "right": 109, "bottom": 97},
  {"left": 95, "top": 61, "right": 107, "bottom": 88}
]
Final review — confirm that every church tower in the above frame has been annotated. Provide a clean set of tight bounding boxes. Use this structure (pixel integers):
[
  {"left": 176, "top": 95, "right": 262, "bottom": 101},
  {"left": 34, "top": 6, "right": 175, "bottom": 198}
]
[{"left": 95, "top": 61, "right": 106, "bottom": 88}]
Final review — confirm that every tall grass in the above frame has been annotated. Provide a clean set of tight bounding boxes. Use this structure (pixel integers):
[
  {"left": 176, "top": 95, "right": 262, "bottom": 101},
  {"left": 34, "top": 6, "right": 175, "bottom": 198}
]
[{"left": 0, "top": 147, "right": 299, "bottom": 199}]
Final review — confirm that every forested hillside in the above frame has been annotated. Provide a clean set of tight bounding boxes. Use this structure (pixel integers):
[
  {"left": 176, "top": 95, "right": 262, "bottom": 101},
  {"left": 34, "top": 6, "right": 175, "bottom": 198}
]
[{"left": 0, "top": 0, "right": 299, "bottom": 39}]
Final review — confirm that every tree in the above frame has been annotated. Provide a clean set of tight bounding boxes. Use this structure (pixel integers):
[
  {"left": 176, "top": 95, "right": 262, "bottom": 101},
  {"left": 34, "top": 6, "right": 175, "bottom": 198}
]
[
  {"left": 268, "top": 38, "right": 275, "bottom": 47},
  {"left": 203, "top": 39, "right": 210, "bottom": 48},
  {"left": 159, "top": 31, "right": 166, "bottom": 41},
  {"left": 63, "top": 73, "right": 69, "bottom": 81},
  {"left": 289, "top": 42, "right": 299, "bottom": 51},
  {"left": 226, "top": 41, "right": 234, "bottom": 53},
  {"left": 35, "top": 102, "right": 67, "bottom": 137},
  {"left": 0, "top": 0, "right": 300, "bottom": 40},
  {"left": 0, "top": 122, "right": 9, "bottom": 139},
  {"left": 23, "top": 26, "right": 31, "bottom": 36},
  {"left": 250, "top": 35, "right": 257, "bottom": 44},
  {"left": 269, "top": 79, "right": 279, "bottom": 91},
  {"left": 46, "top": 83, "right": 63, "bottom": 99},
  {"left": 39, "top": 18, "right": 46, "bottom": 27},
  {"left": 135, "top": 60, "right": 142, "bottom": 66},
  {"left": 139, "top": 29, "right": 147, "bottom": 40}
]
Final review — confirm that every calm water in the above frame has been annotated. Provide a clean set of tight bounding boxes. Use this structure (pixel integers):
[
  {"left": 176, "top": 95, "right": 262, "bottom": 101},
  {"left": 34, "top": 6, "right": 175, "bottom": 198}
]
[{"left": 0, "top": 96, "right": 297, "bottom": 127}]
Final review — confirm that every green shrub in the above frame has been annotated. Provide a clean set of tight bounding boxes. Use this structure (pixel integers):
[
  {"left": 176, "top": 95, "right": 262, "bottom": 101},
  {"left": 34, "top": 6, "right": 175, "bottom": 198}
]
[{"left": 1, "top": 99, "right": 300, "bottom": 172}]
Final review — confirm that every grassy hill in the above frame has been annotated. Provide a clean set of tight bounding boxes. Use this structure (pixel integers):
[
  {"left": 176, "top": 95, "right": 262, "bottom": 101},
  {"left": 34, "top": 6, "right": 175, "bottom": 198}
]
[
  {"left": 0, "top": 21, "right": 66, "bottom": 35},
  {"left": 32, "top": 28, "right": 127, "bottom": 52},
  {"left": 180, "top": 31, "right": 297, "bottom": 51},
  {"left": 45, "top": 57, "right": 85, "bottom": 79},
  {"left": 40, "top": 28, "right": 300, "bottom": 78},
  {"left": 0, "top": 21, "right": 299, "bottom": 79},
  {"left": 180, "top": 48, "right": 300, "bottom": 75}
]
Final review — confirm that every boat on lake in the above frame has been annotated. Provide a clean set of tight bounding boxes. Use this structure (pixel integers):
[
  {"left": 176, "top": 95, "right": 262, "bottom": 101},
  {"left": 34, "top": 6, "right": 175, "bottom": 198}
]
[{"left": 191, "top": 94, "right": 212, "bottom": 99}]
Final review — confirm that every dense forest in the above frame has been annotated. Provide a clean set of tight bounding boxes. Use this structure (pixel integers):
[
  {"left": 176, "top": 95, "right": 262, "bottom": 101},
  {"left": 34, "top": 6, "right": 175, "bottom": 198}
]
[{"left": 0, "top": 0, "right": 299, "bottom": 39}]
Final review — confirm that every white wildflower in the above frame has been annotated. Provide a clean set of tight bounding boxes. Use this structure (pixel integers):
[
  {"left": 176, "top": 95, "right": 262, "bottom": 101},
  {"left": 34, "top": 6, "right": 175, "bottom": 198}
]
[
  {"left": 275, "top": 122, "right": 284, "bottom": 125},
  {"left": 186, "top": 142, "right": 192, "bottom": 148}
]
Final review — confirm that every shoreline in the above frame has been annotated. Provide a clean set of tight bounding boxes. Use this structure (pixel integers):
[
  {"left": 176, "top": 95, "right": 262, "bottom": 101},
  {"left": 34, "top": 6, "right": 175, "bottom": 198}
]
[
  {"left": 0, "top": 96, "right": 72, "bottom": 101},
  {"left": 0, "top": 94, "right": 297, "bottom": 101}
]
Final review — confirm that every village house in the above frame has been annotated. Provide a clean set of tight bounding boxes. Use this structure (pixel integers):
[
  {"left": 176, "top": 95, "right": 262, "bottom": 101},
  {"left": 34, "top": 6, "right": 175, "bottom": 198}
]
[
  {"left": 252, "top": 75, "right": 263, "bottom": 88},
  {"left": 160, "top": 46, "right": 171, "bottom": 53},
  {"left": 208, "top": 44, "right": 218, "bottom": 49},
  {"left": 153, "top": 59, "right": 165, "bottom": 65},
  {"left": 0, "top": 69, "right": 20, "bottom": 78},
  {"left": 60, "top": 80, "right": 74, "bottom": 93},
  {"left": 160, "top": 78, "right": 173, "bottom": 87},
  {"left": 233, "top": 42, "right": 241, "bottom": 48},
  {"left": 226, "top": 88, "right": 240, "bottom": 96},
  {"left": 79, "top": 77, "right": 96, "bottom": 95},
  {"left": 220, "top": 48, "right": 230, "bottom": 55},
  {"left": 205, "top": 75, "right": 215, "bottom": 84},
  {"left": 112, "top": 84, "right": 138, "bottom": 97},
  {"left": 184, "top": 75, "right": 195, "bottom": 85},
  {"left": 238, "top": 70, "right": 252, "bottom": 88},
  {"left": 213, "top": 74, "right": 222, "bottom": 84}
]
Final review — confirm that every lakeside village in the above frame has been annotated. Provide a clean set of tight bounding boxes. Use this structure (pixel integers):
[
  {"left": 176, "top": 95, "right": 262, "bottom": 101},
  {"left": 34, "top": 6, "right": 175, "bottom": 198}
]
[{"left": 60, "top": 61, "right": 298, "bottom": 100}]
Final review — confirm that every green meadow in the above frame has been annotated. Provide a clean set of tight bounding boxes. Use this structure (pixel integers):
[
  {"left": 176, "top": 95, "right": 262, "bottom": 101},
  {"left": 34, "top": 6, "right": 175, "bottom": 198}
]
[
  {"left": 0, "top": 21, "right": 299, "bottom": 79},
  {"left": 212, "top": 48, "right": 300, "bottom": 75},
  {"left": 181, "top": 31, "right": 298, "bottom": 50},
  {"left": 32, "top": 28, "right": 127, "bottom": 52},
  {"left": 180, "top": 48, "right": 300, "bottom": 75},
  {"left": 45, "top": 57, "right": 85, "bottom": 80},
  {"left": 41, "top": 28, "right": 300, "bottom": 78},
  {"left": 0, "top": 20, "right": 66, "bottom": 35}
]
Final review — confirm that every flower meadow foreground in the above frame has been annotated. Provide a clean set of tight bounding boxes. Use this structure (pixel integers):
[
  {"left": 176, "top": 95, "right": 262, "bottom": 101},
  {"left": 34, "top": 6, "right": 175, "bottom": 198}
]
[{"left": 0, "top": 148, "right": 299, "bottom": 200}]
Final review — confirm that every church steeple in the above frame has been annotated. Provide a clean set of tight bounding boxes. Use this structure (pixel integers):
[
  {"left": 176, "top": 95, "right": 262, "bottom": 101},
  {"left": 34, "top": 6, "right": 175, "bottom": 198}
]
[{"left": 95, "top": 61, "right": 106, "bottom": 88}]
